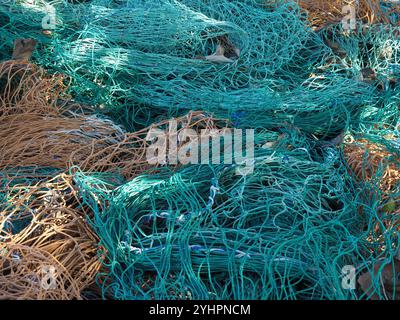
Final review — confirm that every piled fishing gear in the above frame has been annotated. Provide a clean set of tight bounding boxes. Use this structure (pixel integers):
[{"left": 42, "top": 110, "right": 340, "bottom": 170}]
[
  {"left": 0, "top": 0, "right": 399, "bottom": 301},
  {"left": 71, "top": 111, "right": 230, "bottom": 180},
  {"left": 0, "top": 57, "right": 229, "bottom": 180},
  {"left": 0, "top": 112, "right": 128, "bottom": 171},
  {"left": 72, "top": 132, "right": 399, "bottom": 300},
  {"left": 0, "top": 58, "right": 127, "bottom": 172},
  {"left": 344, "top": 137, "right": 400, "bottom": 195},
  {"left": 0, "top": 59, "right": 68, "bottom": 117}
]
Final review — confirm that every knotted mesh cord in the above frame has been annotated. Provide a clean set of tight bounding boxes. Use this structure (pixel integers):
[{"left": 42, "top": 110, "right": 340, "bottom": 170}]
[
  {"left": 345, "top": 138, "right": 400, "bottom": 195},
  {"left": 70, "top": 111, "right": 230, "bottom": 180},
  {"left": 0, "top": 60, "right": 70, "bottom": 117},
  {"left": 343, "top": 137, "right": 400, "bottom": 298},
  {"left": 0, "top": 59, "right": 228, "bottom": 179},
  {"left": 0, "top": 59, "right": 128, "bottom": 172},
  {"left": 320, "top": 22, "right": 400, "bottom": 137},
  {"left": 0, "top": 113, "right": 128, "bottom": 171},
  {"left": 344, "top": 138, "right": 400, "bottom": 242}
]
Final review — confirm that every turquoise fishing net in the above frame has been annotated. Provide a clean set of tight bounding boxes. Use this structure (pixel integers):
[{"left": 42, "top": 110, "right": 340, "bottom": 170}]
[
  {"left": 319, "top": 22, "right": 400, "bottom": 134},
  {"left": 73, "top": 133, "right": 399, "bottom": 299},
  {"left": 0, "top": 0, "right": 378, "bottom": 134}
]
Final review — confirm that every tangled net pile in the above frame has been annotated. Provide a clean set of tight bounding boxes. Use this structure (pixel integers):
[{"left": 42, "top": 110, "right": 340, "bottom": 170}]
[{"left": 0, "top": 0, "right": 399, "bottom": 300}]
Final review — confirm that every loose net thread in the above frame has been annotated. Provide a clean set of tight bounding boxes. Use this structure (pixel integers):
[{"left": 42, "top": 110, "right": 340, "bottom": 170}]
[
  {"left": 0, "top": 112, "right": 126, "bottom": 171},
  {"left": 344, "top": 138, "right": 400, "bottom": 195},
  {"left": 0, "top": 60, "right": 126, "bottom": 172},
  {"left": 317, "top": 21, "right": 400, "bottom": 139},
  {"left": 344, "top": 138, "right": 400, "bottom": 236},
  {"left": 0, "top": 59, "right": 228, "bottom": 180},
  {"left": 0, "top": 174, "right": 102, "bottom": 300},
  {"left": 0, "top": 0, "right": 399, "bottom": 300}
]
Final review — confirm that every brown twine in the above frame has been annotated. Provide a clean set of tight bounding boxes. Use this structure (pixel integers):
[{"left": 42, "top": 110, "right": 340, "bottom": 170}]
[
  {"left": 298, "top": 0, "right": 391, "bottom": 29},
  {"left": 0, "top": 113, "right": 126, "bottom": 171},
  {"left": 0, "top": 58, "right": 228, "bottom": 299},
  {"left": 0, "top": 59, "right": 127, "bottom": 172},
  {"left": 0, "top": 110, "right": 226, "bottom": 179},
  {"left": 0, "top": 111, "right": 226, "bottom": 179},
  {"left": 0, "top": 174, "right": 102, "bottom": 300},
  {"left": 344, "top": 138, "right": 400, "bottom": 195},
  {"left": 0, "top": 60, "right": 71, "bottom": 117}
]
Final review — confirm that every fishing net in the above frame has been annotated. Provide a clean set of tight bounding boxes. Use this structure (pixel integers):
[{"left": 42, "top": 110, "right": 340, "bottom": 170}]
[
  {"left": 344, "top": 137, "right": 400, "bottom": 239},
  {"left": 0, "top": 57, "right": 116, "bottom": 172},
  {"left": 0, "top": 112, "right": 128, "bottom": 171},
  {"left": 0, "top": 0, "right": 399, "bottom": 301},
  {"left": 0, "top": 173, "right": 102, "bottom": 300},
  {"left": 344, "top": 137, "right": 400, "bottom": 195},
  {"left": 315, "top": 19, "right": 400, "bottom": 141},
  {"left": 0, "top": 57, "right": 228, "bottom": 180},
  {"left": 71, "top": 111, "right": 229, "bottom": 180},
  {"left": 344, "top": 136, "right": 400, "bottom": 299},
  {"left": 73, "top": 131, "right": 400, "bottom": 300},
  {"left": 0, "top": 59, "right": 69, "bottom": 117},
  {"left": 0, "top": 0, "right": 377, "bottom": 135},
  {"left": 358, "top": 258, "right": 400, "bottom": 300}
]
